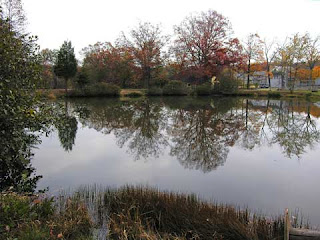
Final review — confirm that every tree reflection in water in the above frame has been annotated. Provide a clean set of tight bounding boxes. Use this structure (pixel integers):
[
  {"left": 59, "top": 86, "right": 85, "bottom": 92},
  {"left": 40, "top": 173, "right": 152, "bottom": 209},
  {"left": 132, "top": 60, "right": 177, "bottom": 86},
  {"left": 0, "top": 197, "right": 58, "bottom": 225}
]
[
  {"left": 64, "top": 97, "right": 320, "bottom": 173},
  {"left": 55, "top": 101, "right": 78, "bottom": 152}
]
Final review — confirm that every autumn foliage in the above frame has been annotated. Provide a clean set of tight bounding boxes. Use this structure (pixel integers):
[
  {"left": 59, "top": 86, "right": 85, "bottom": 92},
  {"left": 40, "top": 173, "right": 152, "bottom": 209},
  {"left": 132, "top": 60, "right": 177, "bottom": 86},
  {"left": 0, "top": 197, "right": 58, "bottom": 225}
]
[
  {"left": 296, "top": 66, "right": 320, "bottom": 80},
  {"left": 172, "top": 10, "right": 244, "bottom": 83},
  {"left": 37, "top": 10, "right": 320, "bottom": 90}
]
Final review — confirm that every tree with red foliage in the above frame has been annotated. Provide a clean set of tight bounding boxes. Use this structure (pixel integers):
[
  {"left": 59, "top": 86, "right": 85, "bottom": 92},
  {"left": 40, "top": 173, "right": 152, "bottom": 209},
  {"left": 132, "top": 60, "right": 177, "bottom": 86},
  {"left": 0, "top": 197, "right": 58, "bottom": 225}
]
[
  {"left": 81, "top": 42, "right": 136, "bottom": 88},
  {"left": 173, "top": 10, "right": 244, "bottom": 84}
]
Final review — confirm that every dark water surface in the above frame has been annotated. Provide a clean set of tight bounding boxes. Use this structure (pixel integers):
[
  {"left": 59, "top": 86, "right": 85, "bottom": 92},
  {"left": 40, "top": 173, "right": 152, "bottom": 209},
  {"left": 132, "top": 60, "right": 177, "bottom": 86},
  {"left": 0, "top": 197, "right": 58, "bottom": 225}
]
[{"left": 33, "top": 97, "right": 320, "bottom": 226}]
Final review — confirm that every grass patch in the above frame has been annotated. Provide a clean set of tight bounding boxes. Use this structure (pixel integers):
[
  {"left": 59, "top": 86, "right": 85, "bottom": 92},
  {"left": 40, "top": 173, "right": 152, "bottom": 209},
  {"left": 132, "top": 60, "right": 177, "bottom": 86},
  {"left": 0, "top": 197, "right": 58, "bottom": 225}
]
[
  {"left": 121, "top": 90, "right": 145, "bottom": 98},
  {"left": 69, "top": 186, "right": 284, "bottom": 240},
  {"left": 120, "top": 88, "right": 146, "bottom": 97},
  {"left": 36, "top": 89, "right": 66, "bottom": 99}
]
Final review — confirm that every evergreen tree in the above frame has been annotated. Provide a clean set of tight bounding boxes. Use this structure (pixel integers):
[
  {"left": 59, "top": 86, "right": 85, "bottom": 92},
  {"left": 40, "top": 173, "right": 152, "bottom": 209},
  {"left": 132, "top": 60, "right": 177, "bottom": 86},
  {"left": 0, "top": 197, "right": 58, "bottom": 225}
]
[{"left": 54, "top": 41, "right": 77, "bottom": 94}]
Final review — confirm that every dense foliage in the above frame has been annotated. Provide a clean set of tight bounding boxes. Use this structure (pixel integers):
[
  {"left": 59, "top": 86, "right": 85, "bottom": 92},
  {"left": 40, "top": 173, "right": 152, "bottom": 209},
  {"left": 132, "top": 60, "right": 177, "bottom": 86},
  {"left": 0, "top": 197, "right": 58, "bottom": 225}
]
[
  {"left": 68, "top": 82, "right": 120, "bottom": 97},
  {"left": 0, "top": 7, "right": 52, "bottom": 192},
  {"left": 162, "top": 80, "right": 190, "bottom": 96},
  {"left": 173, "top": 10, "right": 244, "bottom": 84}
]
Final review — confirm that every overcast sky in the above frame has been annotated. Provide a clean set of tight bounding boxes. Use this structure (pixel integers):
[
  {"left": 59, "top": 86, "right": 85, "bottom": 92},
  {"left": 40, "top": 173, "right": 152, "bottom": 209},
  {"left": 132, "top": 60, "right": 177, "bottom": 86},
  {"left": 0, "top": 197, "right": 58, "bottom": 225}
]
[{"left": 23, "top": 0, "right": 320, "bottom": 56}]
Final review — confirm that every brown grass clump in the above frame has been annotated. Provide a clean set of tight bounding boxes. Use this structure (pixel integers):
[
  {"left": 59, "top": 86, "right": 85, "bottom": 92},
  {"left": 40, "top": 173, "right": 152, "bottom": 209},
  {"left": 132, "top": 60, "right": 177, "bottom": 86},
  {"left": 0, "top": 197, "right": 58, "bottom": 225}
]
[
  {"left": 47, "top": 92, "right": 57, "bottom": 100},
  {"left": 101, "top": 186, "right": 284, "bottom": 240}
]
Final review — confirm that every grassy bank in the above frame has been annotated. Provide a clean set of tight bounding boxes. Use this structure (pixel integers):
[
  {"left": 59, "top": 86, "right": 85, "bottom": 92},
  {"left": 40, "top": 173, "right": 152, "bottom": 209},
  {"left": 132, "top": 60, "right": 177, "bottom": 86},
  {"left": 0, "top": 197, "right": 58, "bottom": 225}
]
[
  {"left": 37, "top": 87, "right": 320, "bottom": 101},
  {"left": 1, "top": 186, "right": 286, "bottom": 240},
  {"left": 229, "top": 89, "right": 320, "bottom": 100},
  {"left": 37, "top": 88, "right": 147, "bottom": 99}
]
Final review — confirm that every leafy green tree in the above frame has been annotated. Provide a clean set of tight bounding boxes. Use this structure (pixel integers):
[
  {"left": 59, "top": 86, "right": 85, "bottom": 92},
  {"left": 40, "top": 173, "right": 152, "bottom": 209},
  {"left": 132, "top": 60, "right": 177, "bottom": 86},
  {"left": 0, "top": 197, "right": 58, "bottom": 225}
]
[
  {"left": 54, "top": 41, "right": 77, "bottom": 94},
  {"left": 0, "top": 8, "right": 52, "bottom": 192},
  {"left": 76, "top": 70, "right": 90, "bottom": 89}
]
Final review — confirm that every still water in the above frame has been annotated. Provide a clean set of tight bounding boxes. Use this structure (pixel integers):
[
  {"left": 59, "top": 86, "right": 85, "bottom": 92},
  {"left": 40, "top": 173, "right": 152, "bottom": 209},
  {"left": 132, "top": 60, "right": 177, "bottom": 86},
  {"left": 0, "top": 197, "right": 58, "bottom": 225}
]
[{"left": 33, "top": 97, "right": 320, "bottom": 225}]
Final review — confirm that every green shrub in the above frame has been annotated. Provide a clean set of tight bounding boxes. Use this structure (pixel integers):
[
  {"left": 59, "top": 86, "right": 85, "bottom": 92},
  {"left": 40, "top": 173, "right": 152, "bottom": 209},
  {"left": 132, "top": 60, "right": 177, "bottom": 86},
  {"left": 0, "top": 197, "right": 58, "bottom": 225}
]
[
  {"left": 76, "top": 71, "right": 90, "bottom": 89},
  {"left": 154, "top": 78, "right": 169, "bottom": 88},
  {"left": 123, "top": 91, "right": 144, "bottom": 98},
  {"left": 147, "top": 87, "right": 163, "bottom": 96},
  {"left": 215, "top": 69, "right": 239, "bottom": 94},
  {"left": 194, "top": 83, "right": 212, "bottom": 96},
  {"left": 0, "top": 192, "right": 92, "bottom": 239},
  {"left": 268, "top": 92, "right": 281, "bottom": 98},
  {"left": 163, "top": 80, "right": 190, "bottom": 96},
  {"left": 68, "top": 83, "right": 120, "bottom": 97},
  {"left": 305, "top": 92, "right": 312, "bottom": 98}
]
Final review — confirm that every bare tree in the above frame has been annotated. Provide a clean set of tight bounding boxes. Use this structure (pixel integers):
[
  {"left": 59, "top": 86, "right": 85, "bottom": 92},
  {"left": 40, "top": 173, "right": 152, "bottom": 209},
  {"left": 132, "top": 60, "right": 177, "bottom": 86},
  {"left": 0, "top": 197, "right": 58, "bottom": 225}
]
[
  {"left": 0, "top": 0, "right": 26, "bottom": 33},
  {"left": 243, "top": 33, "right": 263, "bottom": 89},
  {"left": 263, "top": 38, "right": 277, "bottom": 89},
  {"left": 291, "top": 33, "right": 308, "bottom": 89}
]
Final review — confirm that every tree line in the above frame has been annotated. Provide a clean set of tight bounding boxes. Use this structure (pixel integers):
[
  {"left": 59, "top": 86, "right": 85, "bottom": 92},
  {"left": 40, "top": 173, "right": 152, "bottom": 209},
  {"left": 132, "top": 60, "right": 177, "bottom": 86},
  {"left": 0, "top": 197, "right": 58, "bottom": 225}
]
[{"left": 38, "top": 13, "right": 320, "bottom": 92}]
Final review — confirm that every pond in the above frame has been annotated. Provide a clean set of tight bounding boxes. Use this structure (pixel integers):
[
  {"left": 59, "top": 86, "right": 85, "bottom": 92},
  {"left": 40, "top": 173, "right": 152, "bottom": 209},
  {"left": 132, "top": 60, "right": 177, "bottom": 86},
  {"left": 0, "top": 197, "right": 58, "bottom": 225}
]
[{"left": 32, "top": 97, "right": 320, "bottom": 226}]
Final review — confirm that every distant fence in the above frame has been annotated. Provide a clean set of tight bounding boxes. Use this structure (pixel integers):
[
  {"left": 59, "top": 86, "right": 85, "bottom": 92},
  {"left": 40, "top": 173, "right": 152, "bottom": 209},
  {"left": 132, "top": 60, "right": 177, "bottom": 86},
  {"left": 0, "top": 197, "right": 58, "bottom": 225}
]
[{"left": 284, "top": 209, "right": 320, "bottom": 240}]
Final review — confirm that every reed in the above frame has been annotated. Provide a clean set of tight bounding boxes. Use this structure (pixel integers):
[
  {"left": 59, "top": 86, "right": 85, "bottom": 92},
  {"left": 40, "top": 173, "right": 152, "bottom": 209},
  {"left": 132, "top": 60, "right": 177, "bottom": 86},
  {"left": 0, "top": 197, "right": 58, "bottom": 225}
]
[{"left": 63, "top": 185, "right": 285, "bottom": 240}]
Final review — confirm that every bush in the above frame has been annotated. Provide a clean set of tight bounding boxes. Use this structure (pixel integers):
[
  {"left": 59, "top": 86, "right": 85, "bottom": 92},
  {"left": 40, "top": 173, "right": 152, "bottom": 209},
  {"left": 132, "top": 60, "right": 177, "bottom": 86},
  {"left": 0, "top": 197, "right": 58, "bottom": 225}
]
[
  {"left": 68, "top": 83, "right": 120, "bottom": 97},
  {"left": 268, "top": 91, "right": 281, "bottom": 98},
  {"left": 305, "top": 92, "right": 312, "bottom": 98},
  {"left": 194, "top": 82, "right": 212, "bottom": 96},
  {"left": 123, "top": 91, "right": 144, "bottom": 98},
  {"left": 163, "top": 80, "right": 190, "bottom": 96},
  {"left": 0, "top": 192, "right": 92, "bottom": 239},
  {"left": 147, "top": 87, "right": 163, "bottom": 96},
  {"left": 215, "top": 69, "right": 239, "bottom": 94},
  {"left": 76, "top": 71, "right": 90, "bottom": 89}
]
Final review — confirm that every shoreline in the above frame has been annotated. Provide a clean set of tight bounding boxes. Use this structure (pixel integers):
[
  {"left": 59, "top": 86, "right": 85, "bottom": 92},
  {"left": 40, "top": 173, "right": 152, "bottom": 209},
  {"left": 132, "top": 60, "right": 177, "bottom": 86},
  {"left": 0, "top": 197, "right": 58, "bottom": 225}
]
[
  {"left": 2, "top": 186, "right": 287, "bottom": 239},
  {"left": 37, "top": 88, "right": 320, "bottom": 102}
]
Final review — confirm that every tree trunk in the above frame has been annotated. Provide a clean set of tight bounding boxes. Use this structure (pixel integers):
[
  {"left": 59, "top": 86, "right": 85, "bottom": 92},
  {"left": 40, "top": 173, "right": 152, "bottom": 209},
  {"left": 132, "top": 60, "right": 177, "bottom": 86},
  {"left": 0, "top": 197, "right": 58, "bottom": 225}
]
[
  {"left": 247, "top": 59, "right": 251, "bottom": 89},
  {"left": 310, "top": 67, "right": 313, "bottom": 91},
  {"left": 289, "top": 66, "right": 293, "bottom": 93},
  {"left": 245, "top": 99, "right": 249, "bottom": 129},
  {"left": 144, "top": 66, "right": 151, "bottom": 89},
  {"left": 267, "top": 61, "right": 271, "bottom": 89}
]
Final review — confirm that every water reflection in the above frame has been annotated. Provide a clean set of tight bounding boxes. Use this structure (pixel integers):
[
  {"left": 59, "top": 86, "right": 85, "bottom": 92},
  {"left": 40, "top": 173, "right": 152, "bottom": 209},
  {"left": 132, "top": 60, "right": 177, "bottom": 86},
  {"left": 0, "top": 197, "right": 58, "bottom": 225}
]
[{"left": 63, "top": 97, "right": 320, "bottom": 173}]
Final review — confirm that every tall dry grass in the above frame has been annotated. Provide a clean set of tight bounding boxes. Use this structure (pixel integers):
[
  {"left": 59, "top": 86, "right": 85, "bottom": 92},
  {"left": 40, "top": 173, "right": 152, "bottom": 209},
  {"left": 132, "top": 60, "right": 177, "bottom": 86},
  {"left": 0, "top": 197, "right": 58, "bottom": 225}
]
[{"left": 67, "top": 185, "right": 284, "bottom": 240}]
